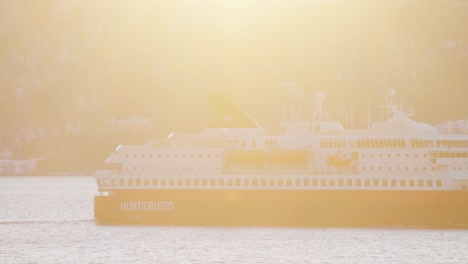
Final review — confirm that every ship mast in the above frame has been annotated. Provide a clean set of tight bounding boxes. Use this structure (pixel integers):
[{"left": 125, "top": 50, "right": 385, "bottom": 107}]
[{"left": 312, "top": 92, "right": 330, "bottom": 121}]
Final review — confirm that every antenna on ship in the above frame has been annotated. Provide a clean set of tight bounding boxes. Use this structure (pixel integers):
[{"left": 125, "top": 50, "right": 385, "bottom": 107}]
[
  {"left": 312, "top": 92, "right": 330, "bottom": 121},
  {"left": 382, "top": 88, "right": 397, "bottom": 121},
  {"left": 280, "top": 81, "right": 303, "bottom": 121},
  {"left": 387, "top": 88, "right": 396, "bottom": 107}
]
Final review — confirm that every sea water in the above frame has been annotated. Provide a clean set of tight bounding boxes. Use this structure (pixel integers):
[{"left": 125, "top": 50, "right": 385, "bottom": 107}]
[{"left": 0, "top": 176, "right": 467, "bottom": 263}]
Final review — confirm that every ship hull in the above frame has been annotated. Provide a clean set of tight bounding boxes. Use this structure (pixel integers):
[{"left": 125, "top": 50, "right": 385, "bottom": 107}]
[{"left": 94, "top": 190, "right": 468, "bottom": 228}]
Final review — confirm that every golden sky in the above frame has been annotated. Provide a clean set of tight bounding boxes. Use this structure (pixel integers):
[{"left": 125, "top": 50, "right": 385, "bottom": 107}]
[{"left": 1, "top": 0, "right": 467, "bottom": 133}]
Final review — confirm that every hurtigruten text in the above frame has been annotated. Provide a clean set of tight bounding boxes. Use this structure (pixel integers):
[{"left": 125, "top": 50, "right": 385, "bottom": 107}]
[{"left": 120, "top": 201, "right": 174, "bottom": 211}]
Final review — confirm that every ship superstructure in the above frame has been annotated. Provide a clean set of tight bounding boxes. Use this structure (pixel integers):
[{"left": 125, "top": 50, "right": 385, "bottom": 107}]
[{"left": 94, "top": 90, "right": 468, "bottom": 227}]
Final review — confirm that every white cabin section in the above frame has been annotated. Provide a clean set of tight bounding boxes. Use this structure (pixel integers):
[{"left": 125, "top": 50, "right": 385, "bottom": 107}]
[
  {"left": 372, "top": 105, "right": 439, "bottom": 135},
  {"left": 96, "top": 90, "right": 468, "bottom": 193}
]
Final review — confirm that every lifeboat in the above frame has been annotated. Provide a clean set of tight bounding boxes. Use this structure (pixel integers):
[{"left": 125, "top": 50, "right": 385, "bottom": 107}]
[
  {"left": 267, "top": 149, "right": 309, "bottom": 164},
  {"left": 327, "top": 154, "right": 353, "bottom": 168},
  {"left": 224, "top": 150, "right": 266, "bottom": 164}
]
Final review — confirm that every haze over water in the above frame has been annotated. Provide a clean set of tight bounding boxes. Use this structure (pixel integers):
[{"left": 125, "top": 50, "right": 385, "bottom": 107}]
[
  {"left": 0, "top": 176, "right": 467, "bottom": 263},
  {"left": 1, "top": 1, "right": 468, "bottom": 263}
]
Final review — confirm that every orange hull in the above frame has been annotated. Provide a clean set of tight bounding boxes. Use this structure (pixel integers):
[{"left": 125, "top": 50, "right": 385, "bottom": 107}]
[{"left": 95, "top": 190, "right": 468, "bottom": 228}]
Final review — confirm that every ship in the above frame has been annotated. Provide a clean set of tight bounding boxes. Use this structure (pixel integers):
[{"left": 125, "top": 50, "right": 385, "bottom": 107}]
[
  {"left": 0, "top": 150, "right": 38, "bottom": 176},
  {"left": 94, "top": 89, "right": 468, "bottom": 228}
]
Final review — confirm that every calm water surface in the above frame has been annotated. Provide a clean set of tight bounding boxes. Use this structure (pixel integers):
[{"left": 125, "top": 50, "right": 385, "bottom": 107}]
[{"left": 0, "top": 176, "right": 467, "bottom": 263}]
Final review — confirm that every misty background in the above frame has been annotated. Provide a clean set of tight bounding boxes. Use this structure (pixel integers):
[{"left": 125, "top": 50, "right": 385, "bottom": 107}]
[{"left": 1, "top": 0, "right": 467, "bottom": 172}]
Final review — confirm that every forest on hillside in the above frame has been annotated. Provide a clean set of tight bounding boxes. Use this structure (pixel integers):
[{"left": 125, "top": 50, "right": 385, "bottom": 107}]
[{"left": 1, "top": 0, "right": 467, "bottom": 172}]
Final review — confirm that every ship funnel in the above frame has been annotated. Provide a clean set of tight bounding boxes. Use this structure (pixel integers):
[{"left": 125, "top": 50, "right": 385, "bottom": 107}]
[{"left": 207, "top": 94, "right": 261, "bottom": 129}]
